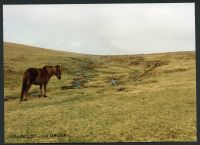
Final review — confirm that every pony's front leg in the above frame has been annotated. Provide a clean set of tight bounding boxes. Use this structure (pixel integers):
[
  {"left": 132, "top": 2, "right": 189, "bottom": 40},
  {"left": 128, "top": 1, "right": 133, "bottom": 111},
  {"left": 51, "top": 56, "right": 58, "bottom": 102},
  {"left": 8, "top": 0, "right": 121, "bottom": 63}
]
[
  {"left": 39, "top": 84, "right": 43, "bottom": 97},
  {"left": 43, "top": 83, "right": 48, "bottom": 97}
]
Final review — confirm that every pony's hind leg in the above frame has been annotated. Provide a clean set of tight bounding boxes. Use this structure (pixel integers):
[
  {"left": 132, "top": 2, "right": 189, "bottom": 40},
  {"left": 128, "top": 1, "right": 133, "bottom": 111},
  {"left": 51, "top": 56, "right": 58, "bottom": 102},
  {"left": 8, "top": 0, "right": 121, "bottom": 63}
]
[
  {"left": 20, "top": 94, "right": 24, "bottom": 102},
  {"left": 43, "top": 83, "right": 48, "bottom": 97},
  {"left": 20, "top": 77, "right": 28, "bottom": 102},
  {"left": 24, "top": 83, "right": 32, "bottom": 101},
  {"left": 39, "top": 84, "right": 43, "bottom": 97}
]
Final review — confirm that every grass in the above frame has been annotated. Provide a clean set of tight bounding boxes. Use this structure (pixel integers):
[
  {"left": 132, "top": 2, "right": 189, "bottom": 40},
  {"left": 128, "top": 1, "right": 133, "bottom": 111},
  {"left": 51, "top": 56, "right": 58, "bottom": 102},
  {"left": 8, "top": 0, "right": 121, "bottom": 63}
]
[{"left": 4, "top": 42, "right": 196, "bottom": 143}]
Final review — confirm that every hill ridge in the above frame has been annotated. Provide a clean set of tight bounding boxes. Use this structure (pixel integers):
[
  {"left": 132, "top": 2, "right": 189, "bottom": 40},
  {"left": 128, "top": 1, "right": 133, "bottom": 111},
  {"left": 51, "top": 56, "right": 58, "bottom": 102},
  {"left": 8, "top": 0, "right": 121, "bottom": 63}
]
[{"left": 4, "top": 42, "right": 195, "bottom": 56}]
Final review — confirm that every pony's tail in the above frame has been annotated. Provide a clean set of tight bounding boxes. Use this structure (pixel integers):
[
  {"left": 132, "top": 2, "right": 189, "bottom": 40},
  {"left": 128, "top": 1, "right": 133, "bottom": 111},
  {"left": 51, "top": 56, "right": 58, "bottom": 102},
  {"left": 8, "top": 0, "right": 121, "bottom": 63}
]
[{"left": 20, "top": 77, "right": 27, "bottom": 102}]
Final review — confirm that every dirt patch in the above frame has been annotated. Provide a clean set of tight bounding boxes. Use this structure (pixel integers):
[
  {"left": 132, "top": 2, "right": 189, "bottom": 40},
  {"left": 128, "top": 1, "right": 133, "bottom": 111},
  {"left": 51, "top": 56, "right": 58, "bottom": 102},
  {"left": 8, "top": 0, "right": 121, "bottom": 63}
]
[
  {"left": 117, "top": 87, "right": 126, "bottom": 92},
  {"left": 4, "top": 98, "right": 9, "bottom": 101}
]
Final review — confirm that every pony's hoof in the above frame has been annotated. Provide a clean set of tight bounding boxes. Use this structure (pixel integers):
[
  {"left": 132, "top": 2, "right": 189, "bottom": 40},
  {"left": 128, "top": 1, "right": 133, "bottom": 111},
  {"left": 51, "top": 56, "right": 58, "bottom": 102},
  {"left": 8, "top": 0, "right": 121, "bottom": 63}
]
[
  {"left": 24, "top": 99, "right": 27, "bottom": 101},
  {"left": 43, "top": 95, "right": 47, "bottom": 98},
  {"left": 38, "top": 95, "right": 41, "bottom": 97}
]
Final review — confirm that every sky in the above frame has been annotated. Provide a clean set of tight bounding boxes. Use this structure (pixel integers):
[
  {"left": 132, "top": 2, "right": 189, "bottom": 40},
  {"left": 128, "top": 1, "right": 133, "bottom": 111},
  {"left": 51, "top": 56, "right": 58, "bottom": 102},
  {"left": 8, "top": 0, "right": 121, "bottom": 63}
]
[{"left": 3, "top": 3, "right": 195, "bottom": 55}]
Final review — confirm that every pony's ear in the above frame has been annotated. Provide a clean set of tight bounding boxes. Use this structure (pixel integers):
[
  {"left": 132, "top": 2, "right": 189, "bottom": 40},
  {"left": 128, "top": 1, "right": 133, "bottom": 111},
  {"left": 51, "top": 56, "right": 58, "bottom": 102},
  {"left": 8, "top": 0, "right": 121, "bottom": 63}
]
[
  {"left": 56, "top": 65, "right": 59, "bottom": 68},
  {"left": 60, "top": 66, "right": 62, "bottom": 71}
]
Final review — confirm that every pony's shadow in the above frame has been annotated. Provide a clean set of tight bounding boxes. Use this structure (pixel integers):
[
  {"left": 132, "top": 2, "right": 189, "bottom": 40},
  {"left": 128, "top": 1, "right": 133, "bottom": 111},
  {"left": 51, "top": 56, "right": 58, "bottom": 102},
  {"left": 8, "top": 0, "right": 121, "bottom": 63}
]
[
  {"left": 30, "top": 91, "right": 52, "bottom": 99},
  {"left": 4, "top": 95, "right": 19, "bottom": 101},
  {"left": 4, "top": 91, "right": 42, "bottom": 102}
]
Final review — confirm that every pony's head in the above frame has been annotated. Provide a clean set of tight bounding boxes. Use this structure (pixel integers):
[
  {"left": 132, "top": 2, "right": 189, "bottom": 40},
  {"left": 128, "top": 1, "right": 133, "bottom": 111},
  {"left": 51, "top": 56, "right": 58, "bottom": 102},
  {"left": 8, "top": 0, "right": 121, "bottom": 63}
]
[{"left": 55, "top": 65, "right": 62, "bottom": 80}]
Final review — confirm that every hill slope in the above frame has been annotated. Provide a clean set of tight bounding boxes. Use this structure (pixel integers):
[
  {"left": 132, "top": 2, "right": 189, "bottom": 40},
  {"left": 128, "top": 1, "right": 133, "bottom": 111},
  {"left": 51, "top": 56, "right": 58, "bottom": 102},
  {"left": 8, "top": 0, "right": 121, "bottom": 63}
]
[{"left": 4, "top": 42, "right": 196, "bottom": 143}]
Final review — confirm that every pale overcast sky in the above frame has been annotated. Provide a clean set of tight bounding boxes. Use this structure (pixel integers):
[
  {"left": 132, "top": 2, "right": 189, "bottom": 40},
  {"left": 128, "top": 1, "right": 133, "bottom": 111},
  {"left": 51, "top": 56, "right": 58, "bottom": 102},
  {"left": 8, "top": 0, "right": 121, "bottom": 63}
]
[{"left": 3, "top": 3, "right": 195, "bottom": 55}]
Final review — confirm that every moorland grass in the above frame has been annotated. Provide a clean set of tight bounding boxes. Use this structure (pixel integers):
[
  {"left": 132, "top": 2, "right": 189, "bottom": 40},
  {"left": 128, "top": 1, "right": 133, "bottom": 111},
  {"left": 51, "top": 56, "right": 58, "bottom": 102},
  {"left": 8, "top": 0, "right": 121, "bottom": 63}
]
[{"left": 4, "top": 42, "right": 196, "bottom": 143}]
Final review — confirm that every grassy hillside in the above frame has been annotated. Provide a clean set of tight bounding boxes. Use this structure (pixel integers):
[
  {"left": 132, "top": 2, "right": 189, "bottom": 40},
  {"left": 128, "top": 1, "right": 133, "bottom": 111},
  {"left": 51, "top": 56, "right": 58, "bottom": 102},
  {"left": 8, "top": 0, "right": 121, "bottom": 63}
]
[{"left": 4, "top": 42, "right": 196, "bottom": 143}]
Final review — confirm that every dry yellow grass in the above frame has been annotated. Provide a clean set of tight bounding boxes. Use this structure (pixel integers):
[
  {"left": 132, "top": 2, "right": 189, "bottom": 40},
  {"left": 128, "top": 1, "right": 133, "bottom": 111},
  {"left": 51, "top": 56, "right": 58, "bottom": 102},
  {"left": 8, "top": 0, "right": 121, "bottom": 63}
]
[{"left": 4, "top": 42, "right": 196, "bottom": 143}]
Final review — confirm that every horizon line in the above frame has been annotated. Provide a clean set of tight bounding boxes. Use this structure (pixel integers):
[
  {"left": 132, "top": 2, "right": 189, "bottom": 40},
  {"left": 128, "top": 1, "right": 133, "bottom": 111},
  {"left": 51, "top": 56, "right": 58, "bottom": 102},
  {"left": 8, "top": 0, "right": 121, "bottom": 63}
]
[{"left": 4, "top": 41, "right": 195, "bottom": 56}]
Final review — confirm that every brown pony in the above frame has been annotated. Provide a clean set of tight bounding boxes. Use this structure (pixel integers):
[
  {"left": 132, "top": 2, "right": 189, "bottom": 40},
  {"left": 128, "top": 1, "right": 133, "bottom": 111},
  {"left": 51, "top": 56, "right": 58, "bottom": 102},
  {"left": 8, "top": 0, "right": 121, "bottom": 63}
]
[{"left": 20, "top": 65, "right": 62, "bottom": 102}]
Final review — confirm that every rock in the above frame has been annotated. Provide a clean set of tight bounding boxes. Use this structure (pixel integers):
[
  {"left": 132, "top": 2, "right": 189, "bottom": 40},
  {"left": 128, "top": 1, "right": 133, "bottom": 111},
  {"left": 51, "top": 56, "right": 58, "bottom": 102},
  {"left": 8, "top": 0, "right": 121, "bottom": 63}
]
[
  {"left": 60, "top": 76, "right": 91, "bottom": 90},
  {"left": 111, "top": 79, "right": 118, "bottom": 86}
]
